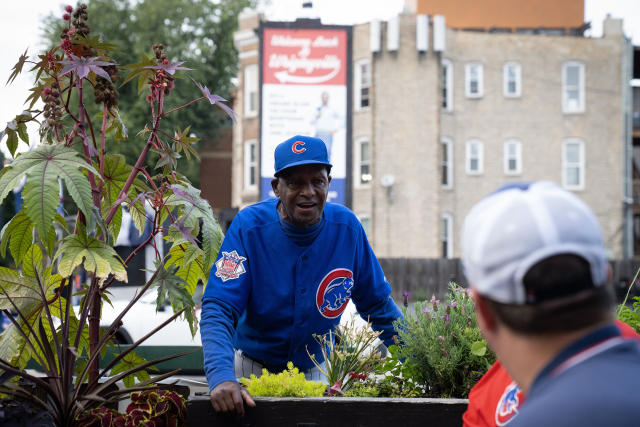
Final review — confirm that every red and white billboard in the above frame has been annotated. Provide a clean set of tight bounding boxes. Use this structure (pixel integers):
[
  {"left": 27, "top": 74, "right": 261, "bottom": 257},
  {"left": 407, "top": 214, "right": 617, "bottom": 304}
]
[{"left": 260, "top": 26, "right": 349, "bottom": 205}]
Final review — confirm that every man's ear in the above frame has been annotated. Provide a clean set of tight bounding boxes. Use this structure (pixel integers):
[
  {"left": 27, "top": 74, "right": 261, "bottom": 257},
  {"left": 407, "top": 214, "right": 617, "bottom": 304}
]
[
  {"left": 472, "top": 290, "right": 497, "bottom": 333},
  {"left": 271, "top": 178, "right": 280, "bottom": 197},
  {"left": 328, "top": 175, "right": 332, "bottom": 184}
]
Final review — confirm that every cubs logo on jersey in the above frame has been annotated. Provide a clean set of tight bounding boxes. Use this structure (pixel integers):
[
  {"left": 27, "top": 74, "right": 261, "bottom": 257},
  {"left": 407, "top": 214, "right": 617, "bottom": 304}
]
[
  {"left": 215, "top": 250, "right": 247, "bottom": 282},
  {"left": 316, "top": 268, "right": 354, "bottom": 318},
  {"left": 495, "top": 381, "right": 523, "bottom": 426}
]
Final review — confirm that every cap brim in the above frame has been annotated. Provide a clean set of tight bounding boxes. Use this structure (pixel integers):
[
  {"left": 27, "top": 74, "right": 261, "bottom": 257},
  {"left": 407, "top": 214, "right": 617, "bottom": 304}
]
[{"left": 275, "top": 159, "right": 333, "bottom": 176}]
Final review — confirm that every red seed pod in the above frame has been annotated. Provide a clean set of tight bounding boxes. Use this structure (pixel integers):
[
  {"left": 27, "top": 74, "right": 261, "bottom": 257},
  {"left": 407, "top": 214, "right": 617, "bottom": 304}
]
[{"left": 65, "top": 5, "right": 73, "bottom": 13}]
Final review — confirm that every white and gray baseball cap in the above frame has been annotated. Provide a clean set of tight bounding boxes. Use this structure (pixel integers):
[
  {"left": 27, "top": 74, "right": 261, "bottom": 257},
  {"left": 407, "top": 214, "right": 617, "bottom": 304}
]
[{"left": 461, "top": 181, "right": 608, "bottom": 305}]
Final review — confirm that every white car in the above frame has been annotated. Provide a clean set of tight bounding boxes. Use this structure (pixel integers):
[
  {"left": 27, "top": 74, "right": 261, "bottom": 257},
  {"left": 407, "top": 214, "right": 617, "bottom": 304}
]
[{"left": 101, "top": 290, "right": 374, "bottom": 348}]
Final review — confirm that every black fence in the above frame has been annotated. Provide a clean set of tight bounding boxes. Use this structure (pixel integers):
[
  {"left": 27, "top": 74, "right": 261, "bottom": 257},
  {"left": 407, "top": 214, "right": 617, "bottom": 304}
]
[{"left": 381, "top": 258, "right": 640, "bottom": 304}]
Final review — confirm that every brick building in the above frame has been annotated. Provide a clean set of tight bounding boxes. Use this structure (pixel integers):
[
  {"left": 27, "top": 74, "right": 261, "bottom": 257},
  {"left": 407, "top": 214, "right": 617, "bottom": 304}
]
[{"left": 231, "top": 3, "right": 634, "bottom": 259}]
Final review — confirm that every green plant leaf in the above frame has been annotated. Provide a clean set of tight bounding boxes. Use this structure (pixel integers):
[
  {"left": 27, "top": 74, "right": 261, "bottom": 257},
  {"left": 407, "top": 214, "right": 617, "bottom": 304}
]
[
  {"left": 471, "top": 341, "right": 487, "bottom": 357},
  {"left": 0, "top": 267, "right": 40, "bottom": 311},
  {"left": 6, "top": 131, "right": 18, "bottom": 157},
  {"left": 120, "top": 53, "right": 156, "bottom": 93},
  {"left": 101, "top": 154, "right": 130, "bottom": 241},
  {"left": 109, "top": 350, "right": 152, "bottom": 388},
  {"left": 0, "top": 145, "right": 98, "bottom": 239},
  {"left": 0, "top": 211, "right": 34, "bottom": 264},
  {"left": 165, "top": 243, "right": 204, "bottom": 295},
  {"left": 54, "top": 225, "right": 127, "bottom": 282},
  {"left": 149, "top": 263, "right": 197, "bottom": 336},
  {"left": 17, "top": 122, "right": 29, "bottom": 145},
  {"left": 22, "top": 244, "right": 43, "bottom": 279},
  {"left": 6, "top": 48, "right": 28, "bottom": 85},
  {"left": 164, "top": 184, "right": 223, "bottom": 273}
]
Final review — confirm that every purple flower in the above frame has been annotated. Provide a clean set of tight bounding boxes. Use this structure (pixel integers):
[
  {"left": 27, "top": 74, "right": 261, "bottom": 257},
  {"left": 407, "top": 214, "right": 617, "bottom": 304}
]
[
  {"left": 402, "top": 291, "right": 411, "bottom": 307},
  {"left": 195, "top": 81, "right": 237, "bottom": 122},
  {"left": 58, "top": 54, "right": 115, "bottom": 82},
  {"left": 421, "top": 306, "right": 432, "bottom": 314},
  {"left": 145, "top": 60, "right": 191, "bottom": 75},
  {"left": 448, "top": 301, "right": 458, "bottom": 309}
]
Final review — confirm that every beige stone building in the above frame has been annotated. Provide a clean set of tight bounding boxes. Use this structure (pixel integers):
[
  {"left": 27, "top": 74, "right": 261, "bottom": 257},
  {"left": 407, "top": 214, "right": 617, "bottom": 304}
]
[{"left": 231, "top": 8, "right": 634, "bottom": 259}]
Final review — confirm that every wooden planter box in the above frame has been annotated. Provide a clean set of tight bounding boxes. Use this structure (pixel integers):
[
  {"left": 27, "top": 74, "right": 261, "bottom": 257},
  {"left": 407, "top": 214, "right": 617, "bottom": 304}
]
[{"left": 187, "top": 395, "right": 468, "bottom": 427}]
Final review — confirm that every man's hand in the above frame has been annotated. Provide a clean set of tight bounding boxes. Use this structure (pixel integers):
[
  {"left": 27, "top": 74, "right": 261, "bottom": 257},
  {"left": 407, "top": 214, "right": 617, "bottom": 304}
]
[{"left": 209, "top": 381, "right": 256, "bottom": 417}]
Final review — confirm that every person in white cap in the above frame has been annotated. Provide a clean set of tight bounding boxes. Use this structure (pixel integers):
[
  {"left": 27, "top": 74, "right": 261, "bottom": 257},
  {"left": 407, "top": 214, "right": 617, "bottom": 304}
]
[{"left": 462, "top": 181, "right": 640, "bottom": 427}]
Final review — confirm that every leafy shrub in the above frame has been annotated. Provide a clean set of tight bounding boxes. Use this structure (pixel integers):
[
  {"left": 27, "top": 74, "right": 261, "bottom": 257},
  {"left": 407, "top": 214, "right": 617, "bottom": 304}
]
[
  {"left": 240, "top": 362, "right": 326, "bottom": 397},
  {"left": 394, "top": 283, "right": 495, "bottom": 398},
  {"left": 618, "top": 296, "right": 640, "bottom": 333}
]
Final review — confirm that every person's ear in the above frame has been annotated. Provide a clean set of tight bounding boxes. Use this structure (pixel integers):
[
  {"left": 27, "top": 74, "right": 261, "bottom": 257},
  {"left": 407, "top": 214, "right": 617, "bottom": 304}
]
[
  {"left": 472, "top": 290, "right": 497, "bottom": 333},
  {"left": 271, "top": 178, "right": 280, "bottom": 197},
  {"left": 327, "top": 175, "right": 332, "bottom": 184}
]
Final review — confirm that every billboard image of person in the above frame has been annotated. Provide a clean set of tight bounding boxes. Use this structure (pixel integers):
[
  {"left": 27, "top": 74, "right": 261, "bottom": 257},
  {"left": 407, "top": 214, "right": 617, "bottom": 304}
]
[{"left": 260, "top": 26, "right": 350, "bottom": 205}]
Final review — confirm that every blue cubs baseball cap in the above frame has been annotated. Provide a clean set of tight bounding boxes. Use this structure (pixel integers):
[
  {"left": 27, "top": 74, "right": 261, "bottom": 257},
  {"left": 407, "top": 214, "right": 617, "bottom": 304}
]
[{"left": 274, "top": 135, "right": 332, "bottom": 176}]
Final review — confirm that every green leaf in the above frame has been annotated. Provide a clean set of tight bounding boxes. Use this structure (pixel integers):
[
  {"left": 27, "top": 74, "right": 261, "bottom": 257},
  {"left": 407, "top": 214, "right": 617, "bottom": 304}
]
[
  {"left": 44, "top": 224, "right": 57, "bottom": 258},
  {"left": 165, "top": 243, "right": 204, "bottom": 295},
  {"left": 164, "top": 184, "right": 223, "bottom": 273},
  {"left": 17, "top": 122, "right": 29, "bottom": 145},
  {"left": 109, "top": 350, "right": 152, "bottom": 388},
  {"left": 74, "top": 34, "right": 121, "bottom": 55},
  {"left": 471, "top": 341, "right": 487, "bottom": 357},
  {"left": 54, "top": 225, "right": 127, "bottom": 282},
  {"left": 173, "top": 126, "right": 200, "bottom": 161},
  {"left": 0, "top": 145, "right": 98, "bottom": 239},
  {"left": 0, "top": 267, "right": 40, "bottom": 311},
  {"left": 120, "top": 53, "right": 156, "bottom": 94},
  {"left": 0, "top": 211, "right": 34, "bottom": 264},
  {"left": 102, "top": 154, "right": 130, "bottom": 241},
  {"left": 22, "top": 244, "right": 43, "bottom": 279},
  {"left": 129, "top": 198, "right": 148, "bottom": 236},
  {"left": 6, "top": 131, "right": 18, "bottom": 157},
  {"left": 150, "top": 263, "right": 197, "bottom": 336},
  {"left": 6, "top": 48, "right": 28, "bottom": 85}
]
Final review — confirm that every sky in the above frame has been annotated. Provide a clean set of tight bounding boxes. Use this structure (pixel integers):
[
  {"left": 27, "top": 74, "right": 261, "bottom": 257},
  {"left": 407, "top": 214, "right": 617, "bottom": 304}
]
[{"left": 0, "top": 0, "right": 639, "bottom": 158}]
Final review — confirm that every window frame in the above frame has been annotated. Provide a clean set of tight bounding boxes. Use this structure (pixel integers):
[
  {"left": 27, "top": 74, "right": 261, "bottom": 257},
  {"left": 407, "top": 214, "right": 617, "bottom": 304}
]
[
  {"left": 354, "top": 137, "right": 372, "bottom": 187},
  {"left": 244, "top": 64, "right": 258, "bottom": 117},
  {"left": 503, "top": 62, "right": 522, "bottom": 98},
  {"left": 441, "top": 58, "right": 454, "bottom": 111},
  {"left": 243, "top": 139, "right": 258, "bottom": 190},
  {"left": 465, "top": 139, "right": 484, "bottom": 175},
  {"left": 441, "top": 137, "right": 453, "bottom": 188},
  {"left": 562, "top": 138, "right": 585, "bottom": 190},
  {"left": 357, "top": 213, "right": 371, "bottom": 238},
  {"left": 465, "top": 62, "right": 484, "bottom": 98},
  {"left": 562, "top": 61, "right": 585, "bottom": 113},
  {"left": 440, "top": 213, "right": 453, "bottom": 259},
  {"left": 354, "top": 59, "right": 371, "bottom": 111},
  {"left": 503, "top": 139, "right": 522, "bottom": 175}
]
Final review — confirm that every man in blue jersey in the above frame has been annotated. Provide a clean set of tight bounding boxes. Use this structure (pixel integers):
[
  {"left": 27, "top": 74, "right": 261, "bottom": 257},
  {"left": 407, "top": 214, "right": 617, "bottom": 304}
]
[
  {"left": 462, "top": 181, "right": 640, "bottom": 427},
  {"left": 200, "top": 135, "right": 402, "bottom": 416}
]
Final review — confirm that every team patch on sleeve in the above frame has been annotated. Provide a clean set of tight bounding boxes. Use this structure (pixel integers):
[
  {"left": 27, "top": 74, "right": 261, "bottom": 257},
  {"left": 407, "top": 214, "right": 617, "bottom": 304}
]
[
  {"left": 495, "top": 381, "right": 522, "bottom": 426},
  {"left": 214, "top": 250, "right": 247, "bottom": 282}
]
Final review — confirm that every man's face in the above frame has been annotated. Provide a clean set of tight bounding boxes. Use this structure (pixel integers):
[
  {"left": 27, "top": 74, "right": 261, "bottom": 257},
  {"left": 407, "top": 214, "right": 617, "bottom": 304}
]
[{"left": 271, "top": 164, "right": 331, "bottom": 227}]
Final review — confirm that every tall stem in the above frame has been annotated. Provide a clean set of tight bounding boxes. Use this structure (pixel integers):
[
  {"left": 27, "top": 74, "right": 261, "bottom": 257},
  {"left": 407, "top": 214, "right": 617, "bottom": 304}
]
[{"left": 104, "top": 90, "right": 165, "bottom": 226}]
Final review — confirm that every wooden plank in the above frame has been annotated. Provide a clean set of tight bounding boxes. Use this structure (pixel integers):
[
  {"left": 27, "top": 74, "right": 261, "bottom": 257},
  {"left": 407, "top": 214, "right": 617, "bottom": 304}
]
[{"left": 187, "top": 396, "right": 468, "bottom": 427}]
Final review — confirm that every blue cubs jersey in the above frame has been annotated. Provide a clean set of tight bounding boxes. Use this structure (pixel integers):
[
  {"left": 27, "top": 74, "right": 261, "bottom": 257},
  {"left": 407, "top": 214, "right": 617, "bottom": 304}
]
[{"left": 200, "top": 198, "right": 402, "bottom": 390}]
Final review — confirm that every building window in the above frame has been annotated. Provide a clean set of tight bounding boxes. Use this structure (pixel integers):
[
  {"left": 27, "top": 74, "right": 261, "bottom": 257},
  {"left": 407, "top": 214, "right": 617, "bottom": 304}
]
[
  {"left": 503, "top": 62, "right": 521, "bottom": 97},
  {"left": 357, "top": 213, "right": 371, "bottom": 238},
  {"left": 562, "top": 138, "right": 585, "bottom": 189},
  {"left": 465, "top": 62, "right": 483, "bottom": 98},
  {"left": 354, "top": 59, "right": 370, "bottom": 110},
  {"left": 466, "top": 139, "right": 483, "bottom": 174},
  {"left": 503, "top": 139, "right": 522, "bottom": 175},
  {"left": 244, "top": 64, "right": 258, "bottom": 117},
  {"left": 441, "top": 213, "right": 453, "bottom": 258},
  {"left": 441, "top": 137, "right": 453, "bottom": 188},
  {"left": 562, "top": 62, "right": 585, "bottom": 113},
  {"left": 442, "top": 59, "right": 453, "bottom": 111},
  {"left": 244, "top": 139, "right": 257, "bottom": 189},
  {"left": 355, "top": 137, "right": 372, "bottom": 186}
]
